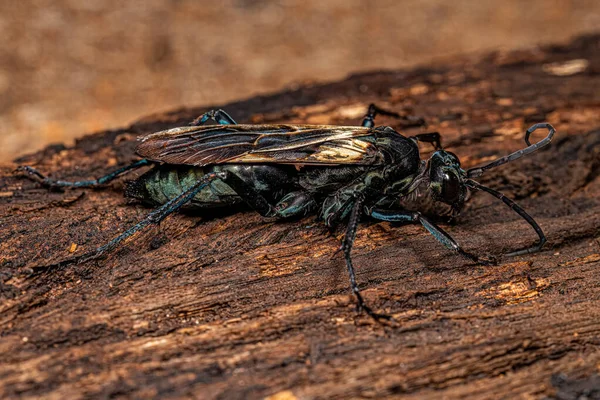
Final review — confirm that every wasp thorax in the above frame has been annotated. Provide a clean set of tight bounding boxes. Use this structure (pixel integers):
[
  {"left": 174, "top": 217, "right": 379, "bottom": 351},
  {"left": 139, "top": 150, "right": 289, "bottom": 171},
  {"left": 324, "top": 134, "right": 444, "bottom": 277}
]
[{"left": 428, "top": 150, "right": 467, "bottom": 211}]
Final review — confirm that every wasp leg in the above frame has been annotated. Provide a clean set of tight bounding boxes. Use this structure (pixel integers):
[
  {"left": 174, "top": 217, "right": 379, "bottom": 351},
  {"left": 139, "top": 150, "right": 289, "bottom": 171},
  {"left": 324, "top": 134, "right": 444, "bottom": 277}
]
[
  {"left": 321, "top": 167, "right": 390, "bottom": 227},
  {"left": 218, "top": 172, "right": 275, "bottom": 217},
  {"left": 220, "top": 173, "right": 317, "bottom": 219},
  {"left": 361, "top": 104, "right": 401, "bottom": 128},
  {"left": 273, "top": 191, "right": 316, "bottom": 218},
  {"left": 92, "top": 171, "right": 227, "bottom": 255},
  {"left": 341, "top": 196, "right": 392, "bottom": 321},
  {"left": 17, "top": 159, "right": 151, "bottom": 189},
  {"left": 322, "top": 182, "right": 374, "bottom": 227},
  {"left": 190, "top": 109, "right": 237, "bottom": 126},
  {"left": 322, "top": 195, "right": 353, "bottom": 228},
  {"left": 368, "top": 208, "right": 495, "bottom": 265},
  {"left": 410, "top": 132, "right": 442, "bottom": 150},
  {"left": 32, "top": 171, "right": 228, "bottom": 274},
  {"left": 361, "top": 104, "right": 425, "bottom": 128}
]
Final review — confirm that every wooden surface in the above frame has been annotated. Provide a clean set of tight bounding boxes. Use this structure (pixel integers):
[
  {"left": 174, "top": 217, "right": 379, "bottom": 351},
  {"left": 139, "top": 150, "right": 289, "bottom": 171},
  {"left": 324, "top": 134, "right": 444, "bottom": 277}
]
[{"left": 1, "top": 34, "right": 600, "bottom": 399}]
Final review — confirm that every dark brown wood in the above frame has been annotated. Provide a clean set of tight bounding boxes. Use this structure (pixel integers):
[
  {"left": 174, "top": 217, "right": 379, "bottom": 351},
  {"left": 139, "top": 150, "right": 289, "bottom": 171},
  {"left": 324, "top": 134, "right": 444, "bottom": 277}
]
[{"left": 2, "top": 34, "right": 600, "bottom": 399}]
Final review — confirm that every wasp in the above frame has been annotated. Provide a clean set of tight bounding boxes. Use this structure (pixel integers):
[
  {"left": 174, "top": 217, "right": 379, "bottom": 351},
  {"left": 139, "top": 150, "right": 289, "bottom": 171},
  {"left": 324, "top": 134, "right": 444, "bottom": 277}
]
[{"left": 19, "top": 105, "right": 555, "bottom": 320}]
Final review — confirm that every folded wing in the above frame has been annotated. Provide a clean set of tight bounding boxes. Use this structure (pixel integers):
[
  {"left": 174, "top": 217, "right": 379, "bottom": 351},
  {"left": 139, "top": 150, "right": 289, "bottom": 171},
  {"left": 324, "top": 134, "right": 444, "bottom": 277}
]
[{"left": 136, "top": 124, "right": 383, "bottom": 166}]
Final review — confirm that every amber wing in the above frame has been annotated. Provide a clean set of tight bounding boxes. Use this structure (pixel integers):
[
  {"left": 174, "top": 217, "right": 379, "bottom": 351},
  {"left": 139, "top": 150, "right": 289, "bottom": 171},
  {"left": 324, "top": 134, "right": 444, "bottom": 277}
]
[{"left": 136, "top": 124, "right": 384, "bottom": 166}]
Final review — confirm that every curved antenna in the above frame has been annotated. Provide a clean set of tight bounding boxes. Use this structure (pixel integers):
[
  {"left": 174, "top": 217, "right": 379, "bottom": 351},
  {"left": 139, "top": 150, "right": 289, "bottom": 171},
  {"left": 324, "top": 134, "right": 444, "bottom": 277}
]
[
  {"left": 465, "top": 179, "right": 546, "bottom": 256},
  {"left": 467, "top": 123, "right": 555, "bottom": 178}
]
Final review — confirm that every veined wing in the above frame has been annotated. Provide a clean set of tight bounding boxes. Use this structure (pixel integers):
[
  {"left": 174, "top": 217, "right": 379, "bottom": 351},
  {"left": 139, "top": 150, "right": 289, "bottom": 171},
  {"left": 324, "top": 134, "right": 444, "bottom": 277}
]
[{"left": 136, "top": 124, "right": 384, "bottom": 166}]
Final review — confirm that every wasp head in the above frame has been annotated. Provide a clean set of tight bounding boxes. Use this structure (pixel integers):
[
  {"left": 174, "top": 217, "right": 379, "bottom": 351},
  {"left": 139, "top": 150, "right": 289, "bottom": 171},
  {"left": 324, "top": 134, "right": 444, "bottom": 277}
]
[{"left": 427, "top": 150, "right": 467, "bottom": 212}]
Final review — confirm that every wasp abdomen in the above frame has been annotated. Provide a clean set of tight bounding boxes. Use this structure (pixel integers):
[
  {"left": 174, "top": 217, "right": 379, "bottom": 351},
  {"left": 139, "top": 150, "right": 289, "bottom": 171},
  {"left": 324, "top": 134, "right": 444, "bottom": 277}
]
[{"left": 125, "top": 165, "right": 241, "bottom": 208}]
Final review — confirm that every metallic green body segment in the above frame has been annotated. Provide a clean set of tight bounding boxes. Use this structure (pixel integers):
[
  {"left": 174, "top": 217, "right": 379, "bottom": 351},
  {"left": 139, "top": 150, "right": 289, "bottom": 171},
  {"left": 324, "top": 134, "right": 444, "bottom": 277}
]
[
  {"left": 162, "top": 167, "right": 184, "bottom": 201},
  {"left": 145, "top": 170, "right": 168, "bottom": 205},
  {"left": 141, "top": 166, "right": 241, "bottom": 208}
]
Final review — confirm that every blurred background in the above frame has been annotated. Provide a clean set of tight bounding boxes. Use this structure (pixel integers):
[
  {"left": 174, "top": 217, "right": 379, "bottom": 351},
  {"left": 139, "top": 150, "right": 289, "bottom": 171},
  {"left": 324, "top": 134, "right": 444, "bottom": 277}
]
[{"left": 1, "top": 0, "right": 598, "bottom": 161}]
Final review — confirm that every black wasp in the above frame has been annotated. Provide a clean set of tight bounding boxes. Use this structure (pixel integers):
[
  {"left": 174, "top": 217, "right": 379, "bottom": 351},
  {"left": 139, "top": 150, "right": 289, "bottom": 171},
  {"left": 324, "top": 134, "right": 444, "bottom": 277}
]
[{"left": 20, "top": 105, "right": 555, "bottom": 320}]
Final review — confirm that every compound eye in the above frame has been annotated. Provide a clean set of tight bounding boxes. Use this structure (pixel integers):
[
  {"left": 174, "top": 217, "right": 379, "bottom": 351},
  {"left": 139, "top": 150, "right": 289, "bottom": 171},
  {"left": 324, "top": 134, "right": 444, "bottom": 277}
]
[{"left": 441, "top": 172, "right": 461, "bottom": 203}]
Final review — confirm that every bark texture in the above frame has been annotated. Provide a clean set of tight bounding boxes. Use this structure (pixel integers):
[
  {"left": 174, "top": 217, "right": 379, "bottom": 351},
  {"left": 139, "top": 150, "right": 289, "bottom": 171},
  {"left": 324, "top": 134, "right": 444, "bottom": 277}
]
[{"left": 1, "top": 34, "right": 600, "bottom": 399}]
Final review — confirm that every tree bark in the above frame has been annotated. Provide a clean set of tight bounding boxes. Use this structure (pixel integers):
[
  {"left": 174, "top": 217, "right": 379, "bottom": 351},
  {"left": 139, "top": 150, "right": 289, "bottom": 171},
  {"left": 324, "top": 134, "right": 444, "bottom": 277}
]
[{"left": 1, "top": 34, "right": 600, "bottom": 399}]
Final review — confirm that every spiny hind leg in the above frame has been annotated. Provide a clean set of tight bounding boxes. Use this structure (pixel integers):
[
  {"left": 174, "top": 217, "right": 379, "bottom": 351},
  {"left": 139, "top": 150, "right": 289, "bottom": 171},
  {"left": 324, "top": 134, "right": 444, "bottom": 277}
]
[
  {"left": 31, "top": 171, "right": 228, "bottom": 274},
  {"left": 17, "top": 159, "right": 150, "bottom": 189}
]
